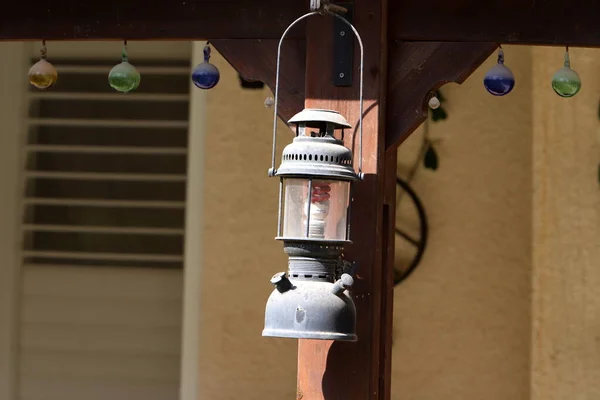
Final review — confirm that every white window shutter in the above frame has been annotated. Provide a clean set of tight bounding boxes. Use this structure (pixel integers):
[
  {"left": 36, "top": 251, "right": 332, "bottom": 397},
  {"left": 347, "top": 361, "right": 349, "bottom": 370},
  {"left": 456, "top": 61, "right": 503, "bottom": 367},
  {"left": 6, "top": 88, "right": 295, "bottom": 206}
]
[{"left": 18, "top": 45, "right": 190, "bottom": 400}]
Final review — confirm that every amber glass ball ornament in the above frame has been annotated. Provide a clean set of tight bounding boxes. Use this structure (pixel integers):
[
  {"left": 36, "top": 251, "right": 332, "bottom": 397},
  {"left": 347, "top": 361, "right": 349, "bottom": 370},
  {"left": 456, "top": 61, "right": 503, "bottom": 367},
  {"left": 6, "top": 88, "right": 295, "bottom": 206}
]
[{"left": 29, "top": 41, "right": 57, "bottom": 90}]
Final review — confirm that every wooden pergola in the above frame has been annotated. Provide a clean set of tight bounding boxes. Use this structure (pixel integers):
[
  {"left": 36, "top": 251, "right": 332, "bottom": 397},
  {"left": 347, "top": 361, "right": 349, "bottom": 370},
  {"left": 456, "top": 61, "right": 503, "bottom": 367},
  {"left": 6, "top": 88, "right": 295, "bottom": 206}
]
[{"left": 10, "top": 1, "right": 597, "bottom": 399}]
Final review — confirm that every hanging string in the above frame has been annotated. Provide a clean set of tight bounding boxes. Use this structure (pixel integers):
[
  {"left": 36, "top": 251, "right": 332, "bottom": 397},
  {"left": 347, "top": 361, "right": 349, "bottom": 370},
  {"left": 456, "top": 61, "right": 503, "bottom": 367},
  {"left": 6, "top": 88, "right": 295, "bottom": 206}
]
[
  {"left": 122, "top": 39, "right": 129, "bottom": 62},
  {"left": 40, "top": 40, "right": 47, "bottom": 60}
]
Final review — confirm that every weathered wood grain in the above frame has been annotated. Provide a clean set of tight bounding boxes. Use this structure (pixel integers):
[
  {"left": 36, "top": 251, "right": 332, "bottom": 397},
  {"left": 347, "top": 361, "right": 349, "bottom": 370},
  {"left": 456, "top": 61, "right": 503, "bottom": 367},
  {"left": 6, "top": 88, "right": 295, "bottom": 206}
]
[{"left": 212, "top": 39, "right": 305, "bottom": 122}]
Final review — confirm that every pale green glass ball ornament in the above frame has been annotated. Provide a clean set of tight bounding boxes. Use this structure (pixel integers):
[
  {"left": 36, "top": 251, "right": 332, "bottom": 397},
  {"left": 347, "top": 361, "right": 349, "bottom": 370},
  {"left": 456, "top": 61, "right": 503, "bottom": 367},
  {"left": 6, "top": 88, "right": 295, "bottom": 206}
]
[
  {"left": 108, "top": 44, "right": 140, "bottom": 93},
  {"left": 552, "top": 50, "right": 581, "bottom": 98}
]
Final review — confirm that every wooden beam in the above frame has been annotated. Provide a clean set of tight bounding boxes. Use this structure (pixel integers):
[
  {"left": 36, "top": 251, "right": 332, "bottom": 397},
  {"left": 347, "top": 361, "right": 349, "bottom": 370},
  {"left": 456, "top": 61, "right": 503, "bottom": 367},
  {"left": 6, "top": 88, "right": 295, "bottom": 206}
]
[
  {"left": 296, "top": 0, "right": 391, "bottom": 398},
  {"left": 386, "top": 41, "right": 497, "bottom": 150},
  {"left": 7, "top": 0, "right": 600, "bottom": 47},
  {"left": 0, "top": 0, "right": 305, "bottom": 40},
  {"left": 392, "top": 0, "right": 600, "bottom": 47},
  {"left": 212, "top": 39, "right": 305, "bottom": 123}
]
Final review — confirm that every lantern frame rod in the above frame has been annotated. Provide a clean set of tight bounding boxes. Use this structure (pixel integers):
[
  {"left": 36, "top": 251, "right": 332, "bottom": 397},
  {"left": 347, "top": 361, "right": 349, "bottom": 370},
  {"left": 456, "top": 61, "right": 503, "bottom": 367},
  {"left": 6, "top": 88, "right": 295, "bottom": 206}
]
[
  {"left": 305, "top": 178, "right": 313, "bottom": 238},
  {"left": 346, "top": 184, "right": 353, "bottom": 241},
  {"left": 269, "top": 10, "right": 365, "bottom": 180},
  {"left": 277, "top": 177, "right": 284, "bottom": 237}
]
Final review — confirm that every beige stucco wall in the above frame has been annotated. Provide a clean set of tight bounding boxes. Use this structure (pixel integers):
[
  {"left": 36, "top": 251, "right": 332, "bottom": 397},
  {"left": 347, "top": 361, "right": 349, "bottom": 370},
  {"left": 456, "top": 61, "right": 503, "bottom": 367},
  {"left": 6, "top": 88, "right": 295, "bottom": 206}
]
[
  {"left": 198, "top": 50, "right": 297, "bottom": 399},
  {"left": 392, "top": 46, "right": 533, "bottom": 399},
  {"left": 531, "top": 47, "right": 600, "bottom": 400},
  {"left": 196, "top": 44, "right": 600, "bottom": 399}
]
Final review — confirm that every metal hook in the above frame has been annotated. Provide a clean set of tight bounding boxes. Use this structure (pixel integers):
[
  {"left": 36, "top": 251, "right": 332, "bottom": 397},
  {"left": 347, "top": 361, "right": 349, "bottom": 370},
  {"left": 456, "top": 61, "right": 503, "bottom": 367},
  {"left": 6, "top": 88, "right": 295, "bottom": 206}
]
[
  {"left": 269, "top": 11, "right": 365, "bottom": 180},
  {"left": 310, "top": 0, "right": 348, "bottom": 15}
]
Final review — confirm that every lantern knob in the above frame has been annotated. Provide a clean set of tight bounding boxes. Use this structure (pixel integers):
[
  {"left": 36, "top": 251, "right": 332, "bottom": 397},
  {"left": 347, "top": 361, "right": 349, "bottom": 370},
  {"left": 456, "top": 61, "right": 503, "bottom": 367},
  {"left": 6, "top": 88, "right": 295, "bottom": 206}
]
[
  {"left": 271, "top": 272, "right": 293, "bottom": 293},
  {"left": 332, "top": 273, "right": 354, "bottom": 296}
]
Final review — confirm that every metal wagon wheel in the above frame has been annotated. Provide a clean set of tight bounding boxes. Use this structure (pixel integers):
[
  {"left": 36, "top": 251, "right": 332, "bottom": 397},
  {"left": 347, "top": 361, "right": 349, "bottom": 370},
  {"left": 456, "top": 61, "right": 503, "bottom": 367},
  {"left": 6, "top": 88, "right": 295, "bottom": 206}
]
[{"left": 394, "top": 177, "right": 428, "bottom": 286}]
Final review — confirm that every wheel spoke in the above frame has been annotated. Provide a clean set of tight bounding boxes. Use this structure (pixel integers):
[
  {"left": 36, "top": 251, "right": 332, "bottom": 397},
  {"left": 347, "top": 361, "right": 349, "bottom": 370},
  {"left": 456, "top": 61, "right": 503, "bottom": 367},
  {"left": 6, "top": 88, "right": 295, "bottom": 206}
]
[{"left": 395, "top": 229, "right": 420, "bottom": 247}]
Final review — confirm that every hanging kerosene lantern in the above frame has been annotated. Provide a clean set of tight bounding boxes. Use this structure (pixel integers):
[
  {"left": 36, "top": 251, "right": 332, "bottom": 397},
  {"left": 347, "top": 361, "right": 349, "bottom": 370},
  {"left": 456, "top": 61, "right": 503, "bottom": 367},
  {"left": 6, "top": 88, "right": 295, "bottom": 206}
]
[{"left": 262, "top": 9, "right": 364, "bottom": 342}]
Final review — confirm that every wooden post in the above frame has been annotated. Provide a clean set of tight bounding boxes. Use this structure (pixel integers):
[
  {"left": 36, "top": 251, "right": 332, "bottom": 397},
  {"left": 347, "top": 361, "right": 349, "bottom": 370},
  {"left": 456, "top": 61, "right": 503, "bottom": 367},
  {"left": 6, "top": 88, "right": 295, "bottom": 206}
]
[{"left": 296, "top": 1, "right": 390, "bottom": 399}]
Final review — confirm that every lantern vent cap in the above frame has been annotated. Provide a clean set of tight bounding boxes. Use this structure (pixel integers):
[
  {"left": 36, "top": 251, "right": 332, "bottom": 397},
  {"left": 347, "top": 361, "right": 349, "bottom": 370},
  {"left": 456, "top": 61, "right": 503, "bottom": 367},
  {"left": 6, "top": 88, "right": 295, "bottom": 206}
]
[
  {"left": 288, "top": 108, "right": 352, "bottom": 129},
  {"left": 276, "top": 135, "right": 358, "bottom": 181}
]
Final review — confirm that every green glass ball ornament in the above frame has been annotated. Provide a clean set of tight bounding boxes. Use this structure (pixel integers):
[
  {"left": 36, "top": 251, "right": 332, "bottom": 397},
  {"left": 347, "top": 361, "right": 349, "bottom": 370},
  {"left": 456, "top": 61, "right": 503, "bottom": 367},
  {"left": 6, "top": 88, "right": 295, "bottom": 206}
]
[
  {"left": 108, "top": 43, "right": 141, "bottom": 93},
  {"left": 552, "top": 49, "right": 581, "bottom": 98}
]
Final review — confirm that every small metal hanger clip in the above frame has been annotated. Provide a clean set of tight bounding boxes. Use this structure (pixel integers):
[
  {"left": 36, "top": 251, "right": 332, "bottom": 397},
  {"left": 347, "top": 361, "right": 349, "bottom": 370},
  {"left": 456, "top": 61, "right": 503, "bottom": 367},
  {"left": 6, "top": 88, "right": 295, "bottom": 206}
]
[{"left": 310, "top": 0, "right": 348, "bottom": 15}]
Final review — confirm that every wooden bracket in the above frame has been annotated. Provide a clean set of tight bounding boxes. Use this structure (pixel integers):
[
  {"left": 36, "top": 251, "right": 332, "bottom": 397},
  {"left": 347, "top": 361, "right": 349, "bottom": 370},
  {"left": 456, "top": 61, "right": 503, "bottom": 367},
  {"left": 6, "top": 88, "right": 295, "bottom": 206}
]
[
  {"left": 385, "top": 41, "right": 497, "bottom": 151},
  {"left": 212, "top": 39, "right": 306, "bottom": 123}
]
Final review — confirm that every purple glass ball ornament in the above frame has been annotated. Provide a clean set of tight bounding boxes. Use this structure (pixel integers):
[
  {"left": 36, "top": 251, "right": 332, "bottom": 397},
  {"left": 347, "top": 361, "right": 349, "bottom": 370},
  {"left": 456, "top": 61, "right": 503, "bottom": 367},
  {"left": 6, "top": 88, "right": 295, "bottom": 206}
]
[
  {"left": 483, "top": 48, "right": 515, "bottom": 96},
  {"left": 191, "top": 44, "right": 220, "bottom": 90}
]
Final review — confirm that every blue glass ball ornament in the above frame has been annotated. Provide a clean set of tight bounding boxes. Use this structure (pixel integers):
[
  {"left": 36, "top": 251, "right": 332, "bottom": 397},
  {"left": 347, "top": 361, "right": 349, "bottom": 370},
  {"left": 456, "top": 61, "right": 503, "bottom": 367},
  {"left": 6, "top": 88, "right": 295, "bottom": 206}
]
[
  {"left": 191, "top": 44, "right": 220, "bottom": 89},
  {"left": 483, "top": 48, "right": 515, "bottom": 96}
]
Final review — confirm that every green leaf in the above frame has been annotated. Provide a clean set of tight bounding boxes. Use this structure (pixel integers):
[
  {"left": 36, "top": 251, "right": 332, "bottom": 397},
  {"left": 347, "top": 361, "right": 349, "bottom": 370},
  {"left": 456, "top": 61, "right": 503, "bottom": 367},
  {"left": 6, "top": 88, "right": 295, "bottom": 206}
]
[
  {"left": 435, "top": 90, "right": 445, "bottom": 103},
  {"left": 431, "top": 106, "right": 447, "bottom": 122},
  {"left": 424, "top": 145, "right": 439, "bottom": 171}
]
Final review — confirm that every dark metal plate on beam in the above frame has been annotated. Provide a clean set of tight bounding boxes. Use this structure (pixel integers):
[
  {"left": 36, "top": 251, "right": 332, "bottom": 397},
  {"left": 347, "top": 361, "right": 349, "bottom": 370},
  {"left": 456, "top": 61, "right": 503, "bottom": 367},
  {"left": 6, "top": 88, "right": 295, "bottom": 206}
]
[{"left": 333, "top": 3, "right": 354, "bottom": 86}]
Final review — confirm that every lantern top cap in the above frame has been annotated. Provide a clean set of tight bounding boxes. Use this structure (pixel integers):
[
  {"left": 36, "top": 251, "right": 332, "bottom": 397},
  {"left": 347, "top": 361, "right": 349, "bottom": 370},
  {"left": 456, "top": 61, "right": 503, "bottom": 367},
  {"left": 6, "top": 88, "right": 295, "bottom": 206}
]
[{"left": 288, "top": 108, "right": 352, "bottom": 129}]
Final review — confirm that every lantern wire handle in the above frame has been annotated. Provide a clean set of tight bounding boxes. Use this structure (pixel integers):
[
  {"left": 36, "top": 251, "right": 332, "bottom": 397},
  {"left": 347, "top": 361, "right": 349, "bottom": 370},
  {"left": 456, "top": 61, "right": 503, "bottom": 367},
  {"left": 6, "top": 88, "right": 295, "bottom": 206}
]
[{"left": 269, "top": 11, "right": 365, "bottom": 180}]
